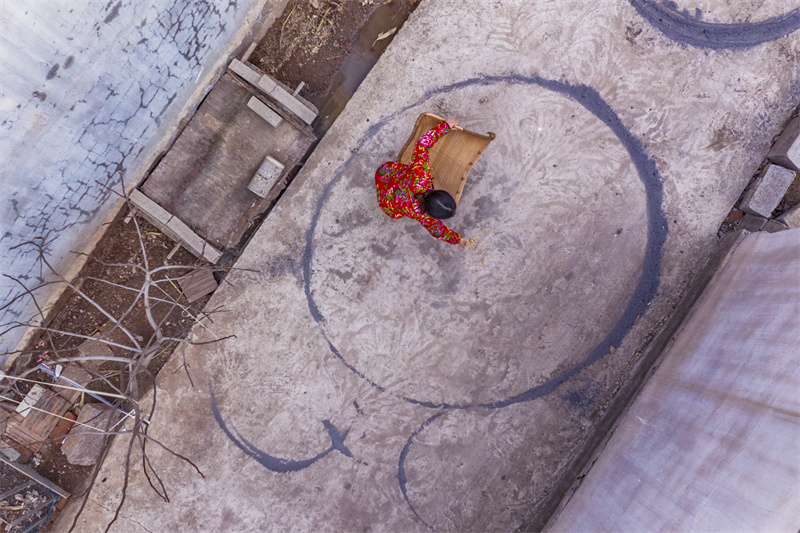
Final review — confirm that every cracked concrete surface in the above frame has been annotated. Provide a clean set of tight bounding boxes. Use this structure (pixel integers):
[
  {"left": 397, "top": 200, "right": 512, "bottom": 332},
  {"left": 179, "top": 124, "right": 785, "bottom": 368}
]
[
  {"left": 0, "top": 0, "right": 289, "bottom": 356},
  {"left": 48, "top": 0, "right": 800, "bottom": 531}
]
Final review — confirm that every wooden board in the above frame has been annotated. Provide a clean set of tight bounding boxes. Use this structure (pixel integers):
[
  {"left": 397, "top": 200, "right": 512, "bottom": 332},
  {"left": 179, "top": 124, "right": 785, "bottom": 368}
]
[
  {"left": 4, "top": 387, "right": 77, "bottom": 453},
  {"left": 142, "top": 73, "right": 314, "bottom": 250},
  {"left": 178, "top": 268, "right": 218, "bottom": 303},
  {"left": 398, "top": 113, "right": 495, "bottom": 204}
]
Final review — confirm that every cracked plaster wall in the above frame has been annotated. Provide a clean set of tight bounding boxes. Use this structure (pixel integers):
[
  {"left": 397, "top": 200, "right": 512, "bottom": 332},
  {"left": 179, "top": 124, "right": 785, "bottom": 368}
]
[{"left": 0, "top": 0, "right": 285, "bottom": 358}]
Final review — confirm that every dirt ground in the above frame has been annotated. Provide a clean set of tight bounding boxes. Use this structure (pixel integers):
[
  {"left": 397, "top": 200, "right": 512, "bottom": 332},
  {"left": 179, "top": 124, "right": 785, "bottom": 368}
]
[
  {"left": 3, "top": 0, "right": 421, "bottom": 515},
  {"left": 4, "top": 212, "right": 209, "bottom": 495},
  {"left": 252, "top": 0, "right": 417, "bottom": 106}
]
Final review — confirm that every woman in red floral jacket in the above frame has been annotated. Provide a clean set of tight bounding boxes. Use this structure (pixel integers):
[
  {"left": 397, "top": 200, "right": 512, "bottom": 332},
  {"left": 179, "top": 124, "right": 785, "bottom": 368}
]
[{"left": 375, "top": 119, "right": 463, "bottom": 245}]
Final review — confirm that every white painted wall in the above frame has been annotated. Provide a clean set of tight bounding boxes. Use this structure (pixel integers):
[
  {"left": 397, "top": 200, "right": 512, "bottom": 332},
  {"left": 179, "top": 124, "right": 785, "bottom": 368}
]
[
  {"left": 550, "top": 228, "right": 800, "bottom": 532},
  {"left": 0, "top": 0, "right": 286, "bottom": 359}
]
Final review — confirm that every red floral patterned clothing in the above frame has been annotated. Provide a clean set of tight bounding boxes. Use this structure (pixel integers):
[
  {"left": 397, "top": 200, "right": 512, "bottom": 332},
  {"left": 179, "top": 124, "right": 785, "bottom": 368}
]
[{"left": 375, "top": 122, "right": 461, "bottom": 244}]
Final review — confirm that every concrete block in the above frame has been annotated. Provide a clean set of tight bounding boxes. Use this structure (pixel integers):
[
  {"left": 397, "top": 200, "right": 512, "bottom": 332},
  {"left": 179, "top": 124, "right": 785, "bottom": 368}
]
[
  {"left": 248, "top": 156, "right": 285, "bottom": 198},
  {"left": 61, "top": 404, "right": 116, "bottom": 466},
  {"left": 228, "top": 58, "right": 261, "bottom": 87},
  {"left": 738, "top": 213, "right": 767, "bottom": 232},
  {"left": 767, "top": 114, "right": 800, "bottom": 170},
  {"left": 258, "top": 73, "right": 318, "bottom": 124},
  {"left": 247, "top": 96, "right": 283, "bottom": 128},
  {"left": 230, "top": 58, "right": 317, "bottom": 124},
  {"left": 777, "top": 204, "right": 800, "bottom": 229},
  {"left": 129, "top": 189, "right": 173, "bottom": 226},
  {"left": 165, "top": 216, "right": 222, "bottom": 264},
  {"left": 740, "top": 164, "right": 796, "bottom": 218}
]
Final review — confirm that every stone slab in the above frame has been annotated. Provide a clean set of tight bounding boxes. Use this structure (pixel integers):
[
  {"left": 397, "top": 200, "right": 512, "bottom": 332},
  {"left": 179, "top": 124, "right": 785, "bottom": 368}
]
[
  {"left": 14, "top": 385, "right": 46, "bottom": 417},
  {"left": 59, "top": 365, "right": 93, "bottom": 388},
  {"left": 763, "top": 220, "right": 788, "bottom": 233},
  {"left": 247, "top": 96, "right": 283, "bottom": 128},
  {"left": 777, "top": 205, "right": 800, "bottom": 229},
  {"left": 77, "top": 335, "right": 115, "bottom": 362},
  {"left": 130, "top": 188, "right": 221, "bottom": 264},
  {"left": 60, "top": 404, "right": 116, "bottom": 466},
  {"left": 767, "top": 113, "right": 800, "bottom": 171},
  {"left": 740, "top": 164, "right": 796, "bottom": 218}
]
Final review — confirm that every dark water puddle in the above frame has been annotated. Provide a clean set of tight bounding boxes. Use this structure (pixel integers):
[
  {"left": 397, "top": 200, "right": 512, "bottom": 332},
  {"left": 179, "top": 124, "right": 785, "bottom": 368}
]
[{"left": 311, "top": 2, "right": 418, "bottom": 137}]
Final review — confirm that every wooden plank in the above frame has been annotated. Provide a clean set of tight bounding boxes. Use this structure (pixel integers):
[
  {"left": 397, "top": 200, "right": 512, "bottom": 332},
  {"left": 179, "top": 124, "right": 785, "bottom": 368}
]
[
  {"left": 142, "top": 73, "right": 314, "bottom": 250},
  {"left": 5, "top": 412, "right": 44, "bottom": 451},
  {"left": 178, "top": 268, "right": 218, "bottom": 304},
  {"left": 6, "top": 389, "right": 73, "bottom": 453}
]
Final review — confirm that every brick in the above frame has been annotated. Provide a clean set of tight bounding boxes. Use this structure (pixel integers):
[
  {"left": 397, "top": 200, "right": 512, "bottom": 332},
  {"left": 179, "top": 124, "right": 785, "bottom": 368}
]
[
  {"left": 248, "top": 156, "right": 285, "bottom": 198},
  {"left": 740, "top": 164, "right": 796, "bottom": 218},
  {"left": 165, "top": 216, "right": 222, "bottom": 264},
  {"left": 247, "top": 96, "right": 283, "bottom": 128},
  {"left": 767, "top": 114, "right": 800, "bottom": 171},
  {"left": 228, "top": 58, "right": 261, "bottom": 87},
  {"left": 129, "top": 189, "right": 173, "bottom": 226},
  {"left": 726, "top": 209, "right": 743, "bottom": 223},
  {"left": 777, "top": 204, "right": 800, "bottom": 229}
]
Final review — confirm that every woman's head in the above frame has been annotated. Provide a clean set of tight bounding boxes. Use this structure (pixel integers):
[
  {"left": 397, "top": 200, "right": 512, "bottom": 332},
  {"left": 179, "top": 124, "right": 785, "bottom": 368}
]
[{"left": 422, "top": 190, "right": 457, "bottom": 219}]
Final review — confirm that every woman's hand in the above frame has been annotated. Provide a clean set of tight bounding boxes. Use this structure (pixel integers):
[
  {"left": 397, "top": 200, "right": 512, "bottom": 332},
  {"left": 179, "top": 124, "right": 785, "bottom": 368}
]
[{"left": 446, "top": 119, "right": 459, "bottom": 130}]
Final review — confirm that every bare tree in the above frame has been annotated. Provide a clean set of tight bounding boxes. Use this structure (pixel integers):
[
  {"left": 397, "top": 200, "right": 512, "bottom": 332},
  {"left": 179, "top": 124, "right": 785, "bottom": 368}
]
[{"left": 0, "top": 201, "right": 243, "bottom": 532}]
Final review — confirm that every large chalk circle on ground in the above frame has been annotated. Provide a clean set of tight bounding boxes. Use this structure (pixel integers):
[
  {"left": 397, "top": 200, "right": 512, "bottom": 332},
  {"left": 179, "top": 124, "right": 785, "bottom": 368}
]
[{"left": 307, "top": 80, "right": 650, "bottom": 407}]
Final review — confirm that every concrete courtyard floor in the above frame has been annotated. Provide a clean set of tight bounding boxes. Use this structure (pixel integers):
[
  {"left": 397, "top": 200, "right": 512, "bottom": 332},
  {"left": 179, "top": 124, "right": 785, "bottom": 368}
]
[{"left": 55, "top": 0, "right": 799, "bottom": 531}]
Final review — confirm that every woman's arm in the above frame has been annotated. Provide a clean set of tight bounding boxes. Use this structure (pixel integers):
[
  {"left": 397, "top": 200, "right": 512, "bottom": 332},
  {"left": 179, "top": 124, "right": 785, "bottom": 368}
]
[
  {"left": 409, "top": 120, "right": 455, "bottom": 193},
  {"left": 419, "top": 216, "right": 461, "bottom": 244}
]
